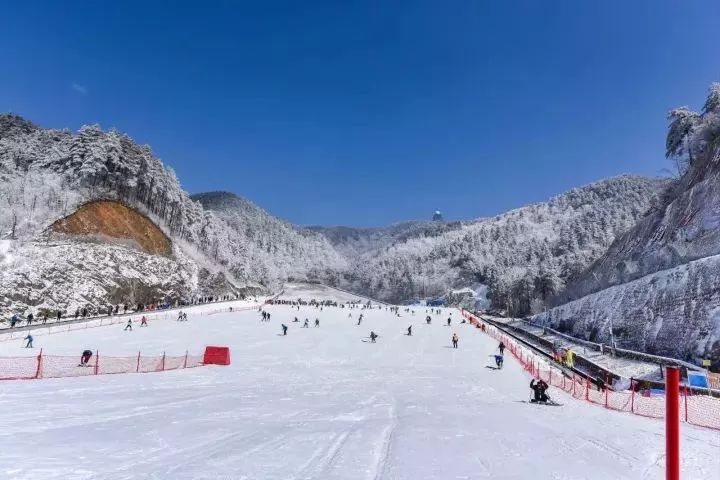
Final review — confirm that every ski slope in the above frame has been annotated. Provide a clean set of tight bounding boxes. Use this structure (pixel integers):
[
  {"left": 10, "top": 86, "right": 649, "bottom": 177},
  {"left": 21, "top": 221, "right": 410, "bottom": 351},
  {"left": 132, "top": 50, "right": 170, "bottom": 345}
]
[{"left": 0, "top": 304, "right": 718, "bottom": 480}]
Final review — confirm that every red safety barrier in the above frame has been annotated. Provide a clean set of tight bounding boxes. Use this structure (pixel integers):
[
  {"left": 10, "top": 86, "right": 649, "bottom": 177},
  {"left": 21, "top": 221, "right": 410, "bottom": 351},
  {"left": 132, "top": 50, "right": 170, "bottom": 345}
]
[
  {"left": 0, "top": 349, "right": 210, "bottom": 381},
  {"left": 203, "top": 346, "right": 231, "bottom": 365},
  {"left": 460, "top": 309, "right": 720, "bottom": 431}
]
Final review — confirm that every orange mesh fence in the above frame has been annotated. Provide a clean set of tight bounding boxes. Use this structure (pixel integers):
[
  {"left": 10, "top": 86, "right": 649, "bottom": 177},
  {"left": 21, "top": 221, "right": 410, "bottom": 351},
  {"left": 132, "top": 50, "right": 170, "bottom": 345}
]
[
  {"left": 460, "top": 309, "right": 720, "bottom": 431},
  {"left": 0, "top": 349, "right": 214, "bottom": 382},
  {"left": 0, "top": 355, "right": 40, "bottom": 380}
]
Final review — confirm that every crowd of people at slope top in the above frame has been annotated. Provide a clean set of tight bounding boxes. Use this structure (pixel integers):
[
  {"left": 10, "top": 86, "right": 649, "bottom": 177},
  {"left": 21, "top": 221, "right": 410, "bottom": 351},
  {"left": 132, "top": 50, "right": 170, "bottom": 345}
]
[{"left": 4, "top": 294, "right": 242, "bottom": 328}]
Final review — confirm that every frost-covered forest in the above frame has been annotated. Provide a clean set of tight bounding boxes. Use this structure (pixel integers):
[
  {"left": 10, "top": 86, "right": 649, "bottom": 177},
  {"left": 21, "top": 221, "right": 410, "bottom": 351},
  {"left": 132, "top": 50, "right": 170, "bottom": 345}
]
[
  {"left": 535, "top": 84, "right": 720, "bottom": 363},
  {"left": 0, "top": 100, "right": 699, "bottom": 362},
  {"left": 0, "top": 114, "right": 344, "bottom": 315},
  {"left": 324, "top": 176, "right": 664, "bottom": 311}
]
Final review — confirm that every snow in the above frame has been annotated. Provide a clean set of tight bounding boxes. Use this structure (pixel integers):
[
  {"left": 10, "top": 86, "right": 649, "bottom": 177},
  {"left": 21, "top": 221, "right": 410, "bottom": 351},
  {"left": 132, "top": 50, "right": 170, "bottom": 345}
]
[
  {"left": 0, "top": 302, "right": 717, "bottom": 479},
  {"left": 278, "top": 282, "right": 378, "bottom": 304}
]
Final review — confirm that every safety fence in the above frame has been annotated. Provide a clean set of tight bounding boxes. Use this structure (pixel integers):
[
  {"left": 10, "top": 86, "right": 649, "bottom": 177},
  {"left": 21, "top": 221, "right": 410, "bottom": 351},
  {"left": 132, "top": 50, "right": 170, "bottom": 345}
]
[
  {"left": 0, "top": 303, "right": 263, "bottom": 343},
  {"left": 460, "top": 309, "right": 720, "bottom": 431},
  {"left": 0, "top": 349, "right": 207, "bottom": 381}
]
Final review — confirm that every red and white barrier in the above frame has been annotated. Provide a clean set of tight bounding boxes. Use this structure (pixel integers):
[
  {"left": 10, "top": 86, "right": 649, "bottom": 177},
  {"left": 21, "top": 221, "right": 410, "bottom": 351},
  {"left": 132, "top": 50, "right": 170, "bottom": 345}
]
[
  {"left": 460, "top": 309, "right": 720, "bottom": 431},
  {"left": 0, "top": 346, "right": 230, "bottom": 381}
]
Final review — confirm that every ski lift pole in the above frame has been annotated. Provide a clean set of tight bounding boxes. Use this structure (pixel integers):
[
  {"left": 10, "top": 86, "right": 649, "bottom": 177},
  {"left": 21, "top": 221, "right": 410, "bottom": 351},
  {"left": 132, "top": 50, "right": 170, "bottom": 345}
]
[{"left": 665, "top": 367, "right": 680, "bottom": 480}]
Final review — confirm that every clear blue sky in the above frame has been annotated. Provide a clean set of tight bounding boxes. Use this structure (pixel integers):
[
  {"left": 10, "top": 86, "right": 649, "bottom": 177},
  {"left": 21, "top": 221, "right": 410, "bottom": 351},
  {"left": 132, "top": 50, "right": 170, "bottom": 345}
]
[{"left": 1, "top": 1, "right": 718, "bottom": 227}]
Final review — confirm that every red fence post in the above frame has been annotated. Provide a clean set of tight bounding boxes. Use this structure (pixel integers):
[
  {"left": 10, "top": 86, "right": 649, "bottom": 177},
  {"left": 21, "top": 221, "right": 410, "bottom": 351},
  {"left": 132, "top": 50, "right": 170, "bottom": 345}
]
[
  {"left": 604, "top": 386, "right": 609, "bottom": 408},
  {"left": 585, "top": 377, "right": 589, "bottom": 401},
  {"left": 136, "top": 351, "right": 141, "bottom": 373},
  {"left": 35, "top": 348, "right": 43, "bottom": 379},
  {"left": 183, "top": 350, "right": 188, "bottom": 369},
  {"left": 94, "top": 350, "right": 99, "bottom": 375},
  {"left": 161, "top": 352, "right": 166, "bottom": 371},
  {"left": 683, "top": 385, "right": 688, "bottom": 423},
  {"left": 630, "top": 379, "right": 635, "bottom": 413},
  {"left": 666, "top": 367, "right": 680, "bottom": 480}
]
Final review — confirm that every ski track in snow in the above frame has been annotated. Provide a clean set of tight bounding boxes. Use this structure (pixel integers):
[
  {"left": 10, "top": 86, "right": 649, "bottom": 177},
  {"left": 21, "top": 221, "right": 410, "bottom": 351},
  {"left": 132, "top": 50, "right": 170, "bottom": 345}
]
[{"left": 0, "top": 304, "right": 718, "bottom": 480}]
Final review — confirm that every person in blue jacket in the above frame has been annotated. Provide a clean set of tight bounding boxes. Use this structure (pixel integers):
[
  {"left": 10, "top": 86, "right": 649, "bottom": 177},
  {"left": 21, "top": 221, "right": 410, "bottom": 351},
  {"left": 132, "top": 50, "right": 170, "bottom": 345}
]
[{"left": 24, "top": 334, "right": 33, "bottom": 348}]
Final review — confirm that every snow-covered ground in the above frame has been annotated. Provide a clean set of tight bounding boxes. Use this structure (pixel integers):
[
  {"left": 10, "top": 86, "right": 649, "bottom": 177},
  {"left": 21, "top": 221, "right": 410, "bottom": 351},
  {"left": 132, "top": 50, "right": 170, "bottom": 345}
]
[
  {"left": 0, "top": 304, "right": 717, "bottom": 479},
  {"left": 278, "top": 282, "right": 377, "bottom": 304}
]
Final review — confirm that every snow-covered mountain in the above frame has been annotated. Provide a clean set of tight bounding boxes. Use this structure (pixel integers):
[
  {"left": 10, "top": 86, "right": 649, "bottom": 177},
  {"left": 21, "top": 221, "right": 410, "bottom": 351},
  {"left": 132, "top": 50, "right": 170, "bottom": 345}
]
[
  {"left": 534, "top": 84, "right": 720, "bottom": 364},
  {"left": 328, "top": 176, "right": 665, "bottom": 308},
  {"left": 307, "top": 221, "right": 466, "bottom": 257},
  {"left": 0, "top": 115, "right": 341, "bottom": 316},
  {"left": 191, "top": 191, "right": 347, "bottom": 284},
  {"left": 0, "top": 112, "right": 672, "bottom": 359}
]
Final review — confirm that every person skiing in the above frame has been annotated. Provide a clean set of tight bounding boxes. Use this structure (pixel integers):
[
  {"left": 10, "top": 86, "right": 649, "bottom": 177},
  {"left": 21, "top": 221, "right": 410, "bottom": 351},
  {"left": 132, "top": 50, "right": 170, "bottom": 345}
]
[
  {"left": 407, "top": 325, "right": 412, "bottom": 336},
  {"left": 447, "top": 317, "right": 451, "bottom": 326},
  {"left": 281, "top": 324, "right": 288, "bottom": 336},
  {"left": 315, "top": 318, "right": 320, "bottom": 327},
  {"left": 426, "top": 316, "right": 431, "bottom": 325},
  {"left": 303, "top": 319, "right": 309, "bottom": 328},
  {"left": 124, "top": 319, "right": 132, "bottom": 331},
  {"left": 293, "top": 317, "right": 299, "bottom": 323},
  {"left": 530, "top": 379, "right": 550, "bottom": 403},
  {"left": 369, "top": 331, "right": 378, "bottom": 343},
  {"left": 498, "top": 341, "right": 505, "bottom": 355},
  {"left": 357, "top": 316, "right": 362, "bottom": 326},
  {"left": 24, "top": 334, "right": 33, "bottom": 348},
  {"left": 494, "top": 354, "right": 504, "bottom": 369},
  {"left": 79, "top": 350, "right": 93, "bottom": 366},
  {"left": 452, "top": 333, "right": 459, "bottom": 349},
  {"left": 140, "top": 316, "right": 148, "bottom": 327},
  {"left": 177, "top": 311, "right": 183, "bottom": 321}
]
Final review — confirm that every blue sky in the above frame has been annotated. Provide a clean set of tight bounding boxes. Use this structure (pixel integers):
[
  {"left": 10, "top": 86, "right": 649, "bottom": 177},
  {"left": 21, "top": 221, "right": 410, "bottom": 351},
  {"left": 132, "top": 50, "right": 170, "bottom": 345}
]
[{"left": 1, "top": 1, "right": 718, "bottom": 226}]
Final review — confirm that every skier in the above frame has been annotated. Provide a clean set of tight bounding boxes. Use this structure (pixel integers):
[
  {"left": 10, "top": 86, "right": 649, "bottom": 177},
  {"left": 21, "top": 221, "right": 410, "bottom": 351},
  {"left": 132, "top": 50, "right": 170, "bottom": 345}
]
[
  {"left": 530, "top": 379, "right": 550, "bottom": 403},
  {"left": 426, "top": 316, "right": 431, "bottom": 325},
  {"left": 124, "top": 319, "right": 132, "bottom": 331},
  {"left": 315, "top": 318, "right": 320, "bottom": 327},
  {"left": 407, "top": 325, "right": 412, "bottom": 336},
  {"left": 447, "top": 317, "right": 451, "bottom": 326},
  {"left": 26, "top": 313, "right": 34, "bottom": 325},
  {"left": 293, "top": 317, "right": 299, "bottom": 323},
  {"left": 281, "top": 324, "right": 288, "bottom": 336},
  {"left": 452, "top": 333, "right": 459, "bottom": 349},
  {"left": 24, "top": 334, "right": 33, "bottom": 348},
  {"left": 303, "top": 319, "right": 309, "bottom": 328},
  {"left": 498, "top": 341, "right": 505, "bottom": 355},
  {"left": 177, "top": 311, "right": 183, "bottom": 321},
  {"left": 370, "top": 331, "right": 378, "bottom": 343},
  {"left": 357, "top": 316, "right": 362, "bottom": 326},
  {"left": 494, "top": 354, "right": 504, "bottom": 369},
  {"left": 140, "top": 316, "right": 148, "bottom": 327},
  {"left": 79, "top": 350, "right": 93, "bottom": 366}
]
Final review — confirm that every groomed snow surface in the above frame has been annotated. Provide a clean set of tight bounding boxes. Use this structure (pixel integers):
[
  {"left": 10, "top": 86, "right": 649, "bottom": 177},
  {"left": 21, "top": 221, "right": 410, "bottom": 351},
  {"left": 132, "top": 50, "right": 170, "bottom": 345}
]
[{"left": 1, "top": 303, "right": 718, "bottom": 479}]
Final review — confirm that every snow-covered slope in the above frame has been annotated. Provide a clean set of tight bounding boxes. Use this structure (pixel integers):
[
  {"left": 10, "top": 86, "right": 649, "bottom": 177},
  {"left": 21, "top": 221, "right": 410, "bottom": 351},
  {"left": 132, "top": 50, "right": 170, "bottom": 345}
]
[
  {"left": 537, "top": 84, "right": 720, "bottom": 364},
  {"left": 0, "top": 303, "right": 716, "bottom": 479}
]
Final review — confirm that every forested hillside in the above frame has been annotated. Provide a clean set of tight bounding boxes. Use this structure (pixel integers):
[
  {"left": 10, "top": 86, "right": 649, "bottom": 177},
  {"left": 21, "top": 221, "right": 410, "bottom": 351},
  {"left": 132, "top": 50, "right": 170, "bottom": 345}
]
[
  {"left": 0, "top": 115, "right": 342, "bottom": 315},
  {"left": 327, "top": 176, "right": 664, "bottom": 310},
  {"left": 535, "top": 84, "right": 720, "bottom": 363},
  {"left": 0, "top": 112, "right": 667, "bottom": 330}
]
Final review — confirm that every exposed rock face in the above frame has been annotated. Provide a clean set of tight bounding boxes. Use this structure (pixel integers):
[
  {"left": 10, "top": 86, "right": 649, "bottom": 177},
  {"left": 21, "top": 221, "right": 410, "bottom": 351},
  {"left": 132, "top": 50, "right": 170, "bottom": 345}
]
[{"left": 50, "top": 200, "right": 172, "bottom": 256}]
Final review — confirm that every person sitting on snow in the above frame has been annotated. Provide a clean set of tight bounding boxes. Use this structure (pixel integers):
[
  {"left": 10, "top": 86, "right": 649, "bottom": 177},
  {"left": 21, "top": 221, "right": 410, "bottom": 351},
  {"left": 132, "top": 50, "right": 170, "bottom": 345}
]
[{"left": 530, "top": 379, "right": 550, "bottom": 403}]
